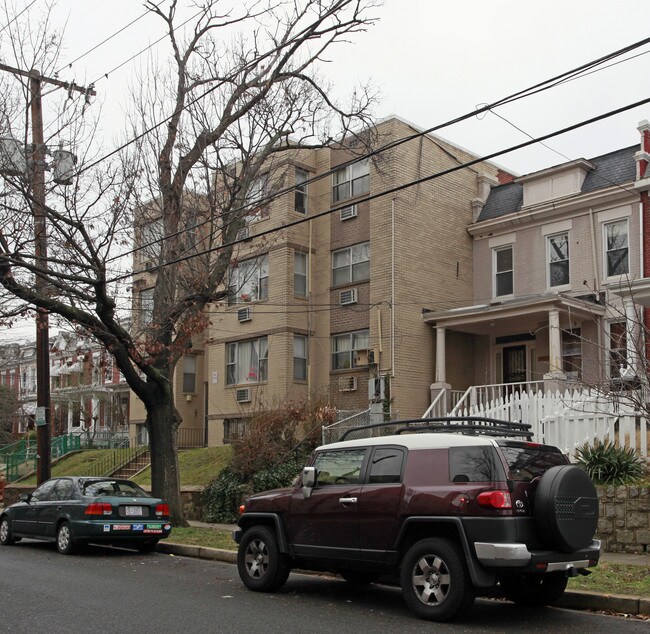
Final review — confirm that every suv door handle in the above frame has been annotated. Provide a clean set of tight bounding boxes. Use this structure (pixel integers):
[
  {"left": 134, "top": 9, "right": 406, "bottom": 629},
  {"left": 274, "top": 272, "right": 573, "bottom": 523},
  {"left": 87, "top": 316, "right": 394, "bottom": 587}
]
[{"left": 339, "top": 497, "right": 358, "bottom": 504}]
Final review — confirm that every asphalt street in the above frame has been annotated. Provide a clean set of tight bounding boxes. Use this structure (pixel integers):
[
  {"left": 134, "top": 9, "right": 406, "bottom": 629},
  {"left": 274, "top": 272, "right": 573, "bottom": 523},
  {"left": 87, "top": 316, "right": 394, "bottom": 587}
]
[{"left": 1, "top": 539, "right": 648, "bottom": 634}]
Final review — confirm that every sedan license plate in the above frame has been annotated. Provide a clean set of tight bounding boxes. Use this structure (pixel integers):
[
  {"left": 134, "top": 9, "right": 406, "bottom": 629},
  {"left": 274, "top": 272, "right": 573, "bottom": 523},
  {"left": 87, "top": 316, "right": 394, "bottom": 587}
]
[{"left": 124, "top": 506, "right": 143, "bottom": 516}]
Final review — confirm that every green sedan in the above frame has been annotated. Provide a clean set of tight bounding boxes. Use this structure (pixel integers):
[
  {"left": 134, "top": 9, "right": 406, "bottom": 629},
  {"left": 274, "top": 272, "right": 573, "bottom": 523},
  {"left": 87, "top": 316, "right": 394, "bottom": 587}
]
[{"left": 0, "top": 476, "right": 171, "bottom": 554}]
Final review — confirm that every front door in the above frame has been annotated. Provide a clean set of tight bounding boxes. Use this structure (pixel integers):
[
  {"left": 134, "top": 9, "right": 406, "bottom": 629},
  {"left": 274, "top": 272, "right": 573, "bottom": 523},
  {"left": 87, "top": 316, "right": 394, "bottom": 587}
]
[{"left": 503, "top": 345, "right": 527, "bottom": 384}]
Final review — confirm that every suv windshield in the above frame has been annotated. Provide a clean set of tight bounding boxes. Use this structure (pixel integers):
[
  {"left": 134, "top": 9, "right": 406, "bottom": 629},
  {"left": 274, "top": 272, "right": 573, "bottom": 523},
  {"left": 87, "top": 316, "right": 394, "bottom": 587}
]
[{"left": 498, "top": 443, "right": 567, "bottom": 482}]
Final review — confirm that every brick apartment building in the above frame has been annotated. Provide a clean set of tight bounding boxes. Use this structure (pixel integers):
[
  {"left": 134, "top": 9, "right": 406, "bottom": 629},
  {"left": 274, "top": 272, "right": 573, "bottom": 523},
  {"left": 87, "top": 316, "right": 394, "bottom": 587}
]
[{"left": 129, "top": 116, "right": 507, "bottom": 445}]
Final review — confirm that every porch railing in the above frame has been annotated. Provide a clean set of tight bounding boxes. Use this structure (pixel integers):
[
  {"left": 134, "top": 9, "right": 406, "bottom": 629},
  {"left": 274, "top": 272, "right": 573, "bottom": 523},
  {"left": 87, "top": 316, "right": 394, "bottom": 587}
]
[{"left": 450, "top": 381, "right": 545, "bottom": 416}]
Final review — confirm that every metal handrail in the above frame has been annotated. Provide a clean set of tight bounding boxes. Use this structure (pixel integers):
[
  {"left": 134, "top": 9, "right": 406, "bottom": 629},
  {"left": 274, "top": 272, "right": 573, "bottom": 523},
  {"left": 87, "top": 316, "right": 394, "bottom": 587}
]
[{"left": 82, "top": 441, "right": 147, "bottom": 478}]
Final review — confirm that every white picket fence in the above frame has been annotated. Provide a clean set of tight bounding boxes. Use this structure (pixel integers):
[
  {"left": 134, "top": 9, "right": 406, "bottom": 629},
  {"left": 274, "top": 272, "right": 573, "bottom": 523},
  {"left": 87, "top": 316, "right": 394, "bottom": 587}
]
[{"left": 449, "top": 387, "right": 649, "bottom": 460}]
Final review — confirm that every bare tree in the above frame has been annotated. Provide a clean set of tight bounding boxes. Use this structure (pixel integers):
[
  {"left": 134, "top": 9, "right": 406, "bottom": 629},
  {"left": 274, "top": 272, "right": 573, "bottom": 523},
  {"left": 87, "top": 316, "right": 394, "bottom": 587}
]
[{"left": 0, "top": 0, "right": 380, "bottom": 523}]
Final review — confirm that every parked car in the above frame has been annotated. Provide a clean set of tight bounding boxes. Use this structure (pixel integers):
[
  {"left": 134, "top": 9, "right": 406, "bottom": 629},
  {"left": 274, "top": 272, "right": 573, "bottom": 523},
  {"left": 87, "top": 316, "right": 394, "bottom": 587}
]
[
  {"left": 0, "top": 476, "right": 171, "bottom": 554},
  {"left": 234, "top": 417, "right": 600, "bottom": 622}
]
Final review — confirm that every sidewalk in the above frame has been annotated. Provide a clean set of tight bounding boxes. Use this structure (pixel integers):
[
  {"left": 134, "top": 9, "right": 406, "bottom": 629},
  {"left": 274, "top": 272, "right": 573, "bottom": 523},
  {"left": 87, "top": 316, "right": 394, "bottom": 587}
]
[{"left": 171, "top": 520, "right": 650, "bottom": 617}]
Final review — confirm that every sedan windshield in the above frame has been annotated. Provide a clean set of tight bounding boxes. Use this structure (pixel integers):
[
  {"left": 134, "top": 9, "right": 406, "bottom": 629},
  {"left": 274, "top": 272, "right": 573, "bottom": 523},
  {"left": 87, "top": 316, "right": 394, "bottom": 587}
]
[{"left": 81, "top": 480, "right": 150, "bottom": 498}]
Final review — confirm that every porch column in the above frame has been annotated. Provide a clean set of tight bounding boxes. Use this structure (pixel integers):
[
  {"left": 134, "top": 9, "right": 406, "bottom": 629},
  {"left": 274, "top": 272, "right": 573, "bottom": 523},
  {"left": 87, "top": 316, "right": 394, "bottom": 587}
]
[
  {"left": 67, "top": 400, "right": 73, "bottom": 433},
  {"left": 435, "top": 326, "right": 446, "bottom": 383},
  {"left": 91, "top": 397, "right": 99, "bottom": 431},
  {"left": 623, "top": 298, "right": 639, "bottom": 375},
  {"left": 544, "top": 308, "right": 566, "bottom": 392}
]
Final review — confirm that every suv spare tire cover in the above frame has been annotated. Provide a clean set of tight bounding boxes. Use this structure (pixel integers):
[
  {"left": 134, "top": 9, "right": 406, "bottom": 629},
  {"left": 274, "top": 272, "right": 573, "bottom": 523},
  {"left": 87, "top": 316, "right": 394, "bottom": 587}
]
[{"left": 534, "top": 464, "right": 598, "bottom": 553}]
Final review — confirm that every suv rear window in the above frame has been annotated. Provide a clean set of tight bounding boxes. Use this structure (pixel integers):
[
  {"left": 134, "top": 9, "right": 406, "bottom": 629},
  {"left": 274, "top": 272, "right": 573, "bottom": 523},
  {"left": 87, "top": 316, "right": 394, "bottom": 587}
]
[
  {"left": 498, "top": 443, "right": 568, "bottom": 482},
  {"left": 449, "top": 446, "right": 506, "bottom": 482}
]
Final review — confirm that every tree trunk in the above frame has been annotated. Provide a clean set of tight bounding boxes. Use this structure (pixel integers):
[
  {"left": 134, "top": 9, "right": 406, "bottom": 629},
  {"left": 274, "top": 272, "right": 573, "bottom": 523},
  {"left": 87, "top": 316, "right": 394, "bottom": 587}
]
[{"left": 147, "top": 396, "right": 187, "bottom": 526}]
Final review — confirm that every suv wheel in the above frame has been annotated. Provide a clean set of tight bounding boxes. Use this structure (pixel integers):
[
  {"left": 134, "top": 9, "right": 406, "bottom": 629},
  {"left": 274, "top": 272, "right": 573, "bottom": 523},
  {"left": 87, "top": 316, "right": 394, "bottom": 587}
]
[
  {"left": 500, "top": 572, "right": 568, "bottom": 607},
  {"left": 400, "top": 538, "right": 474, "bottom": 622},
  {"left": 237, "top": 526, "right": 291, "bottom": 592}
]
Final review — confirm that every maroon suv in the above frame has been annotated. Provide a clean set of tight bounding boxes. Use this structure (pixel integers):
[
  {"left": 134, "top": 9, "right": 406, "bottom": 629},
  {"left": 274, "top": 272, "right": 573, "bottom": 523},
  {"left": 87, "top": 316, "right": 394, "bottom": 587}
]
[{"left": 234, "top": 418, "right": 600, "bottom": 622}]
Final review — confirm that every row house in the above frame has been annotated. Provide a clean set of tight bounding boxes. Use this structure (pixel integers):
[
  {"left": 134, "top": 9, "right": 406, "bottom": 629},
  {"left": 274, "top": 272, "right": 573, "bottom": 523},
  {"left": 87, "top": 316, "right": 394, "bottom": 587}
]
[
  {"left": 0, "top": 341, "right": 36, "bottom": 434},
  {"left": 49, "top": 332, "right": 130, "bottom": 436},
  {"left": 423, "top": 120, "right": 650, "bottom": 408},
  {"left": 129, "top": 117, "right": 509, "bottom": 445},
  {"left": 0, "top": 332, "right": 129, "bottom": 438}
]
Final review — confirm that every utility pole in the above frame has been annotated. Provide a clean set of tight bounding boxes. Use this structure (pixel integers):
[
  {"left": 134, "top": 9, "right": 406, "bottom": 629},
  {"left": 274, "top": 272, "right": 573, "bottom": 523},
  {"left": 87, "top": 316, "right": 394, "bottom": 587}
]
[{"left": 0, "top": 63, "right": 95, "bottom": 484}]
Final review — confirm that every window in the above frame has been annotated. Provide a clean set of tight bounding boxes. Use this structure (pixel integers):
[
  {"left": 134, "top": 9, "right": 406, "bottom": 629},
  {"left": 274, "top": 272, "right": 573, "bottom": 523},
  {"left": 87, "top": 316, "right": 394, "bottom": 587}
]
[
  {"left": 605, "top": 219, "right": 629, "bottom": 277},
  {"left": 313, "top": 449, "right": 366, "bottom": 485},
  {"left": 332, "top": 242, "right": 370, "bottom": 286},
  {"left": 228, "top": 255, "right": 269, "bottom": 305},
  {"left": 224, "top": 418, "right": 247, "bottom": 443},
  {"left": 609, "top": 321, "right": 628, "bottom": 378},
  {"left": 226, "top": 337, "right": 268, "bottom": 385},
  {"left": 332, "top": 159, "right": 369, "bottom": 203},
  {"left": 332, "top": 329, "right": 369, "bottom": 370},
  {"left": 103, "top": 355, "right": 114, "bottom": 383},
  {"left": 548, "top": 232, "right": 569, "bottom": 287},
  {"left": 294, "top": 252, "right": 307, "bottom": 298},
  {"left": 368, "top": 447, "right": 404, "bottom": 484},
  {"left": 449, "top": 446, "right": 505, "bottom": 483},
  {"left": 295, "top": 168, "right": 308, "bottom": 213},
  {"left": 140, "top": 218, "right": 163, "bottom": 265},
  {"left": 244, "top": 174, "right": 269, "bottom": 219},
  {"left": 294, "top": 335, "right": 307, "bottom": 381},
  {"left": 562, "top": 329, "right": 582, "bottom": 379},
  {"left": 494, "top": 245, "right": 513, "bottom": 297},
  {"left": 31, "top": 480, "right": 57, "bottom": 502},
  {"left": 50, "top": 479, "right": 75, "bottom": 501},
  {"left": 183, "top": 355, "right": 197, "bottom": 393},
  {"left": 140, "top": 288, "right": 154, "bottom": 326}
]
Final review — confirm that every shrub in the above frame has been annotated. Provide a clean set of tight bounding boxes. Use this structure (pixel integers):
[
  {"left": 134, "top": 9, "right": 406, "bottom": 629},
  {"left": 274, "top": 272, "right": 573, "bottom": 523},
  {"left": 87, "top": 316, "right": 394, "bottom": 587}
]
[
  {"left": 574, "top": 439, "right": 646, "bottom": 485},
  {"left": 202, "top": 400, "right": 336, "bottom": 522}
]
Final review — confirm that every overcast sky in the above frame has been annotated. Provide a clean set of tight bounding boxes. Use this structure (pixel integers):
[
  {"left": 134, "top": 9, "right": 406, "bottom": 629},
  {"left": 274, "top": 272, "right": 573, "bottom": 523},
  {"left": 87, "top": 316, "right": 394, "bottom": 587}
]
[
  {"left": 2, "top": 0, "right": 649, "bottom": 341},
  {"left": 39, "top": 0, "right": 650, "bottom": 175}
]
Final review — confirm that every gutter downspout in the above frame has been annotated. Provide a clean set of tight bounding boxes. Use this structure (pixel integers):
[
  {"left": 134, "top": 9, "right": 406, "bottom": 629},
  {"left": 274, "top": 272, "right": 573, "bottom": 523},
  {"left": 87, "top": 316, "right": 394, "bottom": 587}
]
[
  {"left": 307, "top": 219, "right": 313, "bottom": 402},
  {"left": 391, "top": 198, "right": 396, "bottom": 380}
]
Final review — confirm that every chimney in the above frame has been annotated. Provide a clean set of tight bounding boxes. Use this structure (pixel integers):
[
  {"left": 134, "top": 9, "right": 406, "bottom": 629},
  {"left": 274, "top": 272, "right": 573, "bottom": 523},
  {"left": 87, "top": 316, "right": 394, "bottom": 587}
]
[
  {"left": 634, "top": 119, "right": 650, "bottom": 186},
  {"left": 471, "top": 174, "right": 498, "bottom": 222}
]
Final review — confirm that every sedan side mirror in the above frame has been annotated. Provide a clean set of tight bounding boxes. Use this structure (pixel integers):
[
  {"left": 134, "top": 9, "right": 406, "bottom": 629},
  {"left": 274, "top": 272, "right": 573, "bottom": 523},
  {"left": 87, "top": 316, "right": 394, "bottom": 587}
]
[
  {"left": 19, "top": 493, "right": 32, "bottom": 503},
  {"left": 302, "top": 466, "right": 316, "bottom": 499}
]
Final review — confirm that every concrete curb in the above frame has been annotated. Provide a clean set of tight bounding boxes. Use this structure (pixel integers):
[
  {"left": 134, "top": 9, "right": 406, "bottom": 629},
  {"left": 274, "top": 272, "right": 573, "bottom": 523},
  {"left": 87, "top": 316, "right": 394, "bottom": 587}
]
[{"left": 158, "top": 541, "right": 649, "bottom": 617}]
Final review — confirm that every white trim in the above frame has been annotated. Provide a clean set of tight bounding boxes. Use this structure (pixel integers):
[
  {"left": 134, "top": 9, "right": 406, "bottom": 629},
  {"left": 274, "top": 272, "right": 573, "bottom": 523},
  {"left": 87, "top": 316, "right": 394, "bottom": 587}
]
[
  {"left": 546, "top": 230, "right": 570, "bottom": 291},
  {"left": 488, "top": 233, "right": 516, "bottom": 248},
  {"left": 602, "top": 217, "right": 630, "bottom": 281},
  {"left": 596, "top": 205, "right": 632, "bottom": 224},
  {"left": 541, "top": 219, "right": 572, "bottom": 236}
]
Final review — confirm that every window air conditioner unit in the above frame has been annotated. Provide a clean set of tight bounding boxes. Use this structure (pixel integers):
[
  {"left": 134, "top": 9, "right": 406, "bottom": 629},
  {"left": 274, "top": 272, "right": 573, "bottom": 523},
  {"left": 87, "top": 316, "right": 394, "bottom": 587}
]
[
  {"left": 355, "top": 350, "right": 368, "bottom": 366},
  {"left": 236, "top": 226, "right": 250, "bottom": 240},
  {"left": 237, "top": 307, "right": 252, "bottom": 322},
  {"left": 236, "top": 388, "right": 251, "bottom": 403},
  {"left": 339, "top": 288, "right": 358, "bottom": 305},
  {"left": 338, "top": 376, "right": 357, "bottom": 392},
  {"left": 340, "top": 204, "right": 357, "bottom": 221}
]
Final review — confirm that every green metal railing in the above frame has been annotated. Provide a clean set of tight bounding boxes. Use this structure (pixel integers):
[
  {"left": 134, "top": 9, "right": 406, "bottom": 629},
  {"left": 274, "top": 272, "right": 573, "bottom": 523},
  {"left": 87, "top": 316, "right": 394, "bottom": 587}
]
[{"left": 0, "top": 433, "right": 81, "bottom": 483}]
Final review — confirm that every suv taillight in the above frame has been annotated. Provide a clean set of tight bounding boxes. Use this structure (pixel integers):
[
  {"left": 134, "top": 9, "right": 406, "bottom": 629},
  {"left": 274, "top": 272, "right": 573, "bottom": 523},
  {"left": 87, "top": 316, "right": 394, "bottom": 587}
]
[
  {"left": 84, "top": 502, "right": 112, "bottom": 516},
  {"left": 476, "top": 490, "right": 512, "bottom": 509},
  {"left": 155, "top": 504, "right": 169, "bottom": 517}
]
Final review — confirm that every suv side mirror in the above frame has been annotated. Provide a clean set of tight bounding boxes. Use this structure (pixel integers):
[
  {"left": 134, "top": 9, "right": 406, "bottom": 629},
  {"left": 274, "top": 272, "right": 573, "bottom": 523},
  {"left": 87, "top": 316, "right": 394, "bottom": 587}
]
[{"left": 302, "top": 466, "right": 316, "bottom": 499}]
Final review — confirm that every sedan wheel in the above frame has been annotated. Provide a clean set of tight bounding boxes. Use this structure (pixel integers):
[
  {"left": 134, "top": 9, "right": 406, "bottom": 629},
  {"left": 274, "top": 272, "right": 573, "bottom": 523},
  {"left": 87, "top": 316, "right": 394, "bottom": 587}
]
[
  {"left": 0, "top": 517, "right": 15, "bottom": 545},
  {"left": 56, "top": 521, "right": 77, "bottom": 555}
]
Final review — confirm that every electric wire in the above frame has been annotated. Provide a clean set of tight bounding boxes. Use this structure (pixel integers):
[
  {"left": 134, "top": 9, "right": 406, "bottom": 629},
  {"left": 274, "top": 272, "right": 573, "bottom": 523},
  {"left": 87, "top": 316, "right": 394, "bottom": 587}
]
[
  {"left": 55, "top": 1, "right": 168, "bottom": 77},
  {"left": 0, "top": 0, "right": 38, "bottom": 36},
  {"left": 109, "top": 34, "right": 650, "bottom": 265},
  {"left": 108, "top": 94, "right": 650, "bottom": 285}
]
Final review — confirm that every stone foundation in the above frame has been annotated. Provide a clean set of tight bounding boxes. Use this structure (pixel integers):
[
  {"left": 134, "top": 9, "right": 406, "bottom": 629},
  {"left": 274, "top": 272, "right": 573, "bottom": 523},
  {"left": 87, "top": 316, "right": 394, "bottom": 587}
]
[{"left": 596, "top": 484, "right": 650, "bottom": 554}]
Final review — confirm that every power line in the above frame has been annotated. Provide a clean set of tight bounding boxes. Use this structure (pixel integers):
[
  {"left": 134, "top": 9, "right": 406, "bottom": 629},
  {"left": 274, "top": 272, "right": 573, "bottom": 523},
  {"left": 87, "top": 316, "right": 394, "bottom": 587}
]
[
  {"left": 55, "top": 1, "right": 168, "bottom": 76},
  {"left": 0, "top": 0, "right": 38, "bottom": 36},
  {"left": 82, "top": 31, "right": 650, "bottom": 185},
  {"left": 109, "top": 94, "right": 650, "bottom": 285},
  {"left": 111, "top": 34, "right": 650, "bottom": 265}
]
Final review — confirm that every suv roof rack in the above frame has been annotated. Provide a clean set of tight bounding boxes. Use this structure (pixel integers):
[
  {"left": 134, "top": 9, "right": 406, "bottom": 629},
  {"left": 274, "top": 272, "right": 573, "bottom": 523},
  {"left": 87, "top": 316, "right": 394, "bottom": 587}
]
[{"left": 339, "top": 416, "right": 533, "bottom": 441}]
